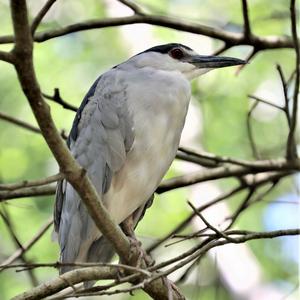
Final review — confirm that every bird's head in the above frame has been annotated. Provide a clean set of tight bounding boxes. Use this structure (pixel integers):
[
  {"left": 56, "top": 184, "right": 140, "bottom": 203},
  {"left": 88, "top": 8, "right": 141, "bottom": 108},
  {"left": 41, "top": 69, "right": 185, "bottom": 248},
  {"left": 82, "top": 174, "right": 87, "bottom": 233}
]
[{"left": 126, "top": 43, "right": 246, "bottom": 80}]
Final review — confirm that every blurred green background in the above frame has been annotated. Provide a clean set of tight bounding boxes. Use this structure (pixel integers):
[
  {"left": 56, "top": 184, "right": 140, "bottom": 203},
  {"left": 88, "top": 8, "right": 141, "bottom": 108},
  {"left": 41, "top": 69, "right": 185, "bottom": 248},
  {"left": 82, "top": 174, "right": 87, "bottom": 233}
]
[{"left": 0, "top": 0, "right": 299, "bottom": 299}]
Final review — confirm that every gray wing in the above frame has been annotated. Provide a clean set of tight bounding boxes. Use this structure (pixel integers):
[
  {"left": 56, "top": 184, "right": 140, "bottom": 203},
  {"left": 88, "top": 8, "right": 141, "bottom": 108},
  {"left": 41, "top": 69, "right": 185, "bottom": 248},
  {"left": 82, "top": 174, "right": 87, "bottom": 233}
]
[{"left": 54, "top": 72, "right": 134, "bottom": 271}]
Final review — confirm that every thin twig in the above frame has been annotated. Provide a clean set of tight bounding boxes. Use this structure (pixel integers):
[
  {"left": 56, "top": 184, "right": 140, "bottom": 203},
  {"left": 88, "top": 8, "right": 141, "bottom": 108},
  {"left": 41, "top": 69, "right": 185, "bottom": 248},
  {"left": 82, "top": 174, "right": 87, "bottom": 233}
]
[
  {"left": 213, "top": 43, "right": 230, "bottom": 56},
  {"left": 31, "top": 0, "right": 57, "bottom": 34},
  {"left": 276, "top": 64, "right": 291, "bottom": 127},
  {"left": 0, "top": 185, "right": 56, "bottom": 202},
  {"left": 147, "top": 186, "right": 244, "bottom": 253},
  {"left": 224, "top": 188, "right": 255, "bottom": 229},
  {"left": 178, "top": 146, "right": 270, "bottom": 168},
  {"left": 286, "top": 0, "right": 299, "bottom": 159},
  {"left": 0, "top": 173, "right": 63, "bottom": 191},
  {"left": 3, "top": 262, "right": 151, "bottom": 277},
  {"left": 246, "top": 100, "right": 260, "bottom": 159},
  {"left": 188, "top": 201, "right": 237, "bottom": 242},
  {"left": 0, "top": 111, "right": 41, "bottom": 134},
  {"left": 117, "top": 0, "right": 144, "bottom": 15},
  {"left": 0, "top": 208, "right": 39, "bottom": 286},
  {"left": 0, "top": 218, "right": 53, "bottom": 268},
  {"left": 150, "top": 228, "right": 300, "bottom": 276},
  {"left": 148, "top": 171, "right": 288, "bottom": 252},
  {"left": 43, "top": 89, "right": 78, "bottom": 112},
  {"left": 287, "top": 68, "right": 297, "bottom": 85},
  {"left": 176, "top": 151, "right": 219, "bottom": 168},
  {"left": 248, "top": 95, "right": 284, "bottom": 111},
  {"left": 235, "top": 48, "right": 257, "bottom": 74},
  {"left": 241, "top": 0, "right": 252, "bottom": 38},
  {"left": 157, "top": 159, "right": 299, "bottom": 194}
]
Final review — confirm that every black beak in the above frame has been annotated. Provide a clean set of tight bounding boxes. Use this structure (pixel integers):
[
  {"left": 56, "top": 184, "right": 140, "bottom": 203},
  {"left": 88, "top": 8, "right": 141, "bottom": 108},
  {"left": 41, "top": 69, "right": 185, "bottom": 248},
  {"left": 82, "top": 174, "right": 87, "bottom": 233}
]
[{"left": 188, "top": 55, "right": 246, "bottom": 69}]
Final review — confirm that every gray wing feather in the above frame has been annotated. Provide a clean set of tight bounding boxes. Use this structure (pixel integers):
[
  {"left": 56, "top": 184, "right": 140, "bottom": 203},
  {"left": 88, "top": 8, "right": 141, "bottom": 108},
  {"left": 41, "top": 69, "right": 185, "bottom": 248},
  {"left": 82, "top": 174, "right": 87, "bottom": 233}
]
[{"left": 54, "top": 72, "right": 134, "bottom": 273}]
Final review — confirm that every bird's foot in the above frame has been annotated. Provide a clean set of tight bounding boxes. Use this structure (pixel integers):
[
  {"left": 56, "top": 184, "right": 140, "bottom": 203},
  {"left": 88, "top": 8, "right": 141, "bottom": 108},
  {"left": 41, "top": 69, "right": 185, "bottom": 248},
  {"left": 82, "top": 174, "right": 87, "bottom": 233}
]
[{"left": 127, "top": 236, "right": 155, "bottom": 268}]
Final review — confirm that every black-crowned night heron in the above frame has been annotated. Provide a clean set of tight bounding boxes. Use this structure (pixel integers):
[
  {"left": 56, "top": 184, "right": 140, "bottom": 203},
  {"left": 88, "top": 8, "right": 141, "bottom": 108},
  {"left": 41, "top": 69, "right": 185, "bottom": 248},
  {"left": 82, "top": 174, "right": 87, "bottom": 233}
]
[{"left": 54, "top": 43, "right": 245, "bottom": 274}]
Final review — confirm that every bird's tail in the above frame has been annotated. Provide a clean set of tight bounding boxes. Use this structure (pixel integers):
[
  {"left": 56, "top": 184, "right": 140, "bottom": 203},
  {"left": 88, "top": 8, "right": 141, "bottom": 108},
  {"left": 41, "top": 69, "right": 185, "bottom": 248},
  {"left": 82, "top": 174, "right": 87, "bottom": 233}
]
[
  {"left": 84, "top": 236, "right": 115, "bottom": 288},
  {"left": 59, "top": 236, "right": 115, "bottom": 288}
]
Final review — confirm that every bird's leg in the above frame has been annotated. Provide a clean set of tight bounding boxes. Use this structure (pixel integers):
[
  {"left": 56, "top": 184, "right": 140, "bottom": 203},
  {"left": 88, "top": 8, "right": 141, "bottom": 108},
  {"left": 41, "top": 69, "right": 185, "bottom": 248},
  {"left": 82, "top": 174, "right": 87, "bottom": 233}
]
[
  {"left": 121, "top": 214, "right": 138, "bottom": 241},
  {"left": 120, "top": 215, "right": 154, "bottom": 267}
]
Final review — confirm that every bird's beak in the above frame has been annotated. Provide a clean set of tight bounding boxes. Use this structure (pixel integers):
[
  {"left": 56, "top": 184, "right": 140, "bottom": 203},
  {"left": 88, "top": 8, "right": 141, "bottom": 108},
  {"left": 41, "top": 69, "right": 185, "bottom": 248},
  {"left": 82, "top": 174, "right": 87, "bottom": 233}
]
[{"left": 188, "top": 55, "right": 246, "bottom": 69}]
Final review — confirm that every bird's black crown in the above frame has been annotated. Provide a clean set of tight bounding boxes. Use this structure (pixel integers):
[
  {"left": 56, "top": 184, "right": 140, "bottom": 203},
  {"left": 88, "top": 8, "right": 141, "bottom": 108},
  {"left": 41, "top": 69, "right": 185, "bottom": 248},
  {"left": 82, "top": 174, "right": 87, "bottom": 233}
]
[{"left": 141, "top": 43, "right": 192, "bottom": 54}]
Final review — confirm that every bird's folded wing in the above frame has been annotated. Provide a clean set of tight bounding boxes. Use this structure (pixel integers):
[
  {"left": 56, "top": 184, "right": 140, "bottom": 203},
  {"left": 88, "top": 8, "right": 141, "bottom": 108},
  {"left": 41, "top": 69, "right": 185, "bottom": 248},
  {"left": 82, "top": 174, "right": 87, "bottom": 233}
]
[{"left": 54, "top": 72, "right": 134, "bottom": 268}]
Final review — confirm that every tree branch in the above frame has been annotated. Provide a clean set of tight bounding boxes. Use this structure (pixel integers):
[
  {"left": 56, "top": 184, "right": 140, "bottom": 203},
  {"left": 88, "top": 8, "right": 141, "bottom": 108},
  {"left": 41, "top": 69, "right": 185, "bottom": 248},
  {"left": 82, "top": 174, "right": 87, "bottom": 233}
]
[
  {"left": 276, "top": 64, "right": 292, "bottom": 132},
  {"left": 246, "top": 100, "right": 260, "bottom": 159},
  {"left": 0, "top": 159, "right": 296, "bottom": 202},
  {"left": 11, "top": 266, "right": 117, "bottom": 300},
  {"left": 0, "top": 173, "right": 63, "bottom": 191},
  {"left": 286, "top": 0, "right": 299, "bottom": 159},
  {"left": 0, "top": 208, "right": 39, "bottom": 286},
  {"left": 31, "top": 0, "right": 57, "bottom": 34},
  {"left": 241, "top": 0, "right": 252, "bottom": 38},
  {"left": 0, "top": 14, "right": 295, "bottom": 51},
  {"left": 248, "top": 94, "right": 284, "bottom": 111},
  {"left": 157, "top": 158, "right": 299, "bottom": 193},
  {"left": 3, "top": 262, "right": 150, "bottom": 277},
  {"left": 118, "top": 0, "right": 145, "bottom": 15},
  {"left": 0, "top": 218, "right": 53, "bottom": 268},
  {"left": 150, "top": 228, "right": 300, "bottom": 276},
  {"left": 0, "top": 50, "right": 14, "bottom": 63},
  {"left": 42, "top": 88, "right": 78, "bottom": 112},
  {"left": 178, "top": 146, "right": 272, "bottom": 168},
  {"left": 0, "top": 185, "right": 56, "bottom": 201},
  {"left": 148, "top": 171, "right": 288, "bottom": 252},
  {"left": 0, "top": 111, "right": 41, "bottom": 134}
]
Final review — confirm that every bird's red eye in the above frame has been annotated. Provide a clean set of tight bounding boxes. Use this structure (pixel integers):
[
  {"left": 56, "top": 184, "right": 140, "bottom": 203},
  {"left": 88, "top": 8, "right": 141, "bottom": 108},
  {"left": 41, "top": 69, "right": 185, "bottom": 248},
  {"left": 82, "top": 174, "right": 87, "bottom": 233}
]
[{"left": 170, "top": 48, "right": 184, "bottom": 59}]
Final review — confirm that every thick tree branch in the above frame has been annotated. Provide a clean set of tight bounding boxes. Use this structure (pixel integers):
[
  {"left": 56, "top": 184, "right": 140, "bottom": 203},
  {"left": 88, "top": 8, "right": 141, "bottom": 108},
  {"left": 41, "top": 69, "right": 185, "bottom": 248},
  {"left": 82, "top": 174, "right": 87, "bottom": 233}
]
[
  {"left": 0, "top": 158, "right": 296, "bottom": 202},
  {"left": 157, "top": 159, "right": 299, "bottom": 193},
  {"left": 12, "top": 266, "right": 117, "bottom": 300},
  {"left": 0, "top": 14, "right": 295, "bottom": 51}
]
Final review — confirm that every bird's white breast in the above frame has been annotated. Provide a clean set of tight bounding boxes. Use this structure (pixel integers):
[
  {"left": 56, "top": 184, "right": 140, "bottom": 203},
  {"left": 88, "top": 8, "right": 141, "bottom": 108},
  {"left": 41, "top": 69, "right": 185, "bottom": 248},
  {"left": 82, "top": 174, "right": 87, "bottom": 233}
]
[{"left": 103, "top": 67, "right": 191, "bottom": 226}]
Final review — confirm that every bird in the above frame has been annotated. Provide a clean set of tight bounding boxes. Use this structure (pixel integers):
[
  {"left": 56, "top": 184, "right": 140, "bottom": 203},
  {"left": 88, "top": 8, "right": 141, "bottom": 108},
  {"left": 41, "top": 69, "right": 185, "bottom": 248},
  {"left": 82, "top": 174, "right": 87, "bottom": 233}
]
[{"left": 54, "top": 43, "right": 245, "bottom": 275}]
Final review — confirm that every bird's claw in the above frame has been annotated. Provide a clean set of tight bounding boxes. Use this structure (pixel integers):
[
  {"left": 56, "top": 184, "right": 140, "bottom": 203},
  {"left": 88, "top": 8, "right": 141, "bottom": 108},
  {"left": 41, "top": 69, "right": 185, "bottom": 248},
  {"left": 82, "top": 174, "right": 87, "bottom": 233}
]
[{"left": 127, "top": 236, "right": 154, "bottom": 268}]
